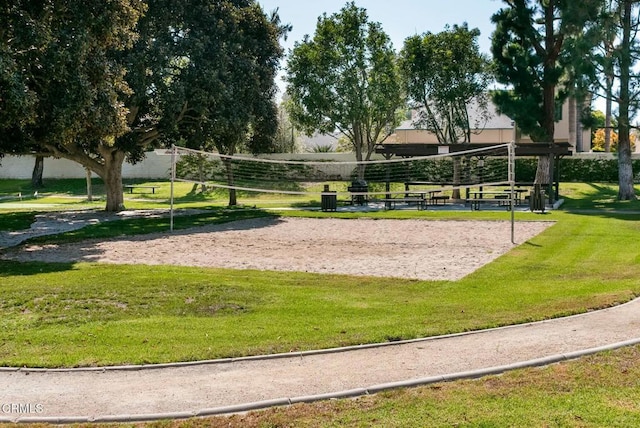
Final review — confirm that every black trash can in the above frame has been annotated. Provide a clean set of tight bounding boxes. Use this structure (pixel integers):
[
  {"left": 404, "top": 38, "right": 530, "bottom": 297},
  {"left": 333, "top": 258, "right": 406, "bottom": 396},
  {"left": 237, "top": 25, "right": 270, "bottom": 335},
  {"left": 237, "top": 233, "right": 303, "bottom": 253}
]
[{"left": 321, "top": 185, "right": 337, "bottom": 212}]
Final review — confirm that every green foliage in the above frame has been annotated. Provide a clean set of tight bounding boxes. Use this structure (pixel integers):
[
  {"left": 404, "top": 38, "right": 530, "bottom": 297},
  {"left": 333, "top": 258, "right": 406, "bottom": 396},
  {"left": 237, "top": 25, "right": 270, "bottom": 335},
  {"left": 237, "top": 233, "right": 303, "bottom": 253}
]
[
  {"left": 0, "top": 0, "right": 143, "bottom": 152},
  {"left": 285, "top": 2, "right": 404, "bottom": 165},
  {"left": 561, "top": 158, "right": 640, "bottom": 182},
  {"left": 1, "top": 1, "right": 286, "bottom": 211},
  {"left": 359, "top": 156, "right": 640, "bottom": 184},
  {"left": 273, "top": 97, "right": 300, "bottom": 153},
  {"left": 175, "top": 153, "right": 340, "bottom": 187},
  {"left": 308, "top": 144, "right": 335, "bottom": 153},
  {"left": 175, "top": 154, "right": 226, "bottom": 185},
  {"left": 159, "top": 2, "right": 285, "bottom": 155},
  {"left": 399, "top": 24, "right": 491, "bottom": 143},
  {"left": 491, "top": 1, "right": 601, "bottom": 142},
  {"left": 513, "top": 157, "right": 640, "bottom": 183}
]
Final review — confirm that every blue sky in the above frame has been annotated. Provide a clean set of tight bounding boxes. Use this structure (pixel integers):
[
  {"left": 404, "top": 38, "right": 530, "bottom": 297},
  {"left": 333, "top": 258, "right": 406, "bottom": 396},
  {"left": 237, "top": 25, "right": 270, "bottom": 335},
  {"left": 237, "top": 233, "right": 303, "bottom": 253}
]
[
  {"left": 257, "top": 0, "right": 504, "bottom": 96},
  {"left": 257, "top": 0, "right": 504, "bottom": 53}
]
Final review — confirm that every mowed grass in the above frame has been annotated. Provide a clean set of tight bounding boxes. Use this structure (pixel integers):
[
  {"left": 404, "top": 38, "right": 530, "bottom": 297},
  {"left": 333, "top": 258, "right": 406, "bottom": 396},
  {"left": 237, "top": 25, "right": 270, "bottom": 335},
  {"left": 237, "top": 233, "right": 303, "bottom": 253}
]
[
  {"left": 2, "top": 181, "right": 640, "bottom": 426},
  {"left": 1, "top": 182, "right": 639, "bottom": 368}
]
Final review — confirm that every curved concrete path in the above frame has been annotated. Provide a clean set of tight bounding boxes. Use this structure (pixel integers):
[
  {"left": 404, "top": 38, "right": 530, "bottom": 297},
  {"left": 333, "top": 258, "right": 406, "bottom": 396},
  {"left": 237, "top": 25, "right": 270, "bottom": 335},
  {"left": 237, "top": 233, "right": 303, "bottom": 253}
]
[{"left": 2, "top": 298, "right": 640, "bottom": 423}]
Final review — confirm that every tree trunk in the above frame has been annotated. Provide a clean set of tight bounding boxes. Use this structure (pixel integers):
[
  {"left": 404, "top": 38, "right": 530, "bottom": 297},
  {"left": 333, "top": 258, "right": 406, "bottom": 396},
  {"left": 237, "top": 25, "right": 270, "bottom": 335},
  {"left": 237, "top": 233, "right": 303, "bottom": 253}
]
[
  {"left": 31, "top": 156, "right": 44, "bottom": 188},
  {"left": 536, "top": 79, "right": 556, "bottom": 185},
  {"left": 100, "top": 150, "right": 126, "bottom": 212},
  {"left": 605, "top": 74, "right": 613, "bottom": 152},
  {"left": 617, "top": 0, "right": 637, "bottom": 200},
  {"left": 452, "top": 157, "right": 462, "bottom": 200},
  {"left": 576, "top": 94, "right": 586, "bottom": 153},
  {"left": 352, "top": 123, "right": 366, "bottom": 180},
  {"left": 535, "top": 154, "right": 552, "bottom": 186},
  {"left": 535, "top": 2, "right": 558, "bottom": 187},
  {"left": 223, "top": 158, "right": 237, "bottom": 206},
  {"left": 568, "top": 96, "right": 577, "bottom": 149},
  {"left": 198, "top": 155, "right": 208, "bottom": 193},
  {"left": 618, "top": 145, "right": 635, "bottom": 200},
  {"left": 85, "top": 168, "right": 93, "bottom": 202}
]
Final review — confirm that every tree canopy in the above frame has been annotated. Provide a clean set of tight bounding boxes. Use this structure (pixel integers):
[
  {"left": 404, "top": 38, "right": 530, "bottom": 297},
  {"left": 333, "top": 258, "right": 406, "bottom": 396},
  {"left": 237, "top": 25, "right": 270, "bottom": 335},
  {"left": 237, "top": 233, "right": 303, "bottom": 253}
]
[
  {"left": 491, "top": 0, "right": 601, "bottom": 185},
  {"left": 285, "top": 1, "right": 404, "bottom": 176},
  {"left": 0, "top": 0, "right": 285, "bottom": 210},
  {"left": 399, "top": 24, "right": 491, "bottom": 144},
  {"left": 492, "top": 1, "right": 599, "bottom": 141},
  {"left": 0, "top": 0, "right": 143, "bottom": 160}
]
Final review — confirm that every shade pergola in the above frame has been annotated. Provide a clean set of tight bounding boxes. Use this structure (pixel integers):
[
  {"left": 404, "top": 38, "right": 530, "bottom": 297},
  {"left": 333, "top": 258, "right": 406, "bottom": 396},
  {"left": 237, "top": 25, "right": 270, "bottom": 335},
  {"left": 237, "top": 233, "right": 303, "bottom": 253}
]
[{"left": 374, "top": 142, "right": 573, "bottom": 202}]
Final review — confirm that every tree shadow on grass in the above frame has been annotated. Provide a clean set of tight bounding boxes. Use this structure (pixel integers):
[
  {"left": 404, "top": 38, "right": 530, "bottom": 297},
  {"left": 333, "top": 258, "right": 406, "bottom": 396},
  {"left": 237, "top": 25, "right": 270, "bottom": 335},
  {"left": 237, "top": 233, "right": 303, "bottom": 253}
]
[
  {"left": 564, "top": 210, "right": 640, "bottom": 222},
  {"left": 1, "top": 210, "right": 285, "bottom": 269},
  {"left": 0, "top": 259, "right": 76, "bottom": 276},
  {"left": 0, "top": 211, "right": 37, "bottom": 231},
  {"left": 560, "top": 182, "right": 640, "bottom": 216}
]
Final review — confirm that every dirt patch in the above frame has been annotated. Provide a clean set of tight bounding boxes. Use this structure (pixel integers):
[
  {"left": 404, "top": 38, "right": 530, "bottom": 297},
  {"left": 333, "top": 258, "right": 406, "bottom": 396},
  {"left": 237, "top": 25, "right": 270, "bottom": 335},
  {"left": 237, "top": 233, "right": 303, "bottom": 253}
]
[{"left": 2, "top": 217, "right": 553, "bottom": 281}]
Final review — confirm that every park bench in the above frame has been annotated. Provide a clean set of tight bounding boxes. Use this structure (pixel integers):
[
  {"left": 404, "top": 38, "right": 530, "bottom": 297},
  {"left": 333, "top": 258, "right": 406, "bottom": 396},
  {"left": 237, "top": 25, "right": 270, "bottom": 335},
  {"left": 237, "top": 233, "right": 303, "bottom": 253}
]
[
  {"left": 466, "top": 191, "right": 514, "bottom": 211},
  {"left": 123, "top": 185, "right": 159, "bottom": 194}
]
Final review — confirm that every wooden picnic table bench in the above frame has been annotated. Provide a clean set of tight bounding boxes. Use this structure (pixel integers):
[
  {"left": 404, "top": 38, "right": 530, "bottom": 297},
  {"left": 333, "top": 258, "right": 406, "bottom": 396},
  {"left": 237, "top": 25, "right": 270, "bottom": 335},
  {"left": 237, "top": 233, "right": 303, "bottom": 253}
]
[
  {"left": 429, "top": 194, "right": 450, "bottom": 205},
  {"left": 123, "top": 185, "right": 159, "bottom": 194},
  {"left": 375, "top": 195, "right": 427, "bottom": 210},
  {"left": 467, "top": 191, "right": 513, "bottom": 211},
  {"left": 403, "top": 186, "right": 451, "bottom": 206}
]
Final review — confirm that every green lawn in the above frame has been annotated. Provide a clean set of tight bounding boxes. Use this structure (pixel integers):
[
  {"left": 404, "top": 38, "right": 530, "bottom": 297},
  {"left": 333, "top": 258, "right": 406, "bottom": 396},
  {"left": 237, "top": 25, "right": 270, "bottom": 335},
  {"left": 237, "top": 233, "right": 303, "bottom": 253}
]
[
  {"left": 1, "top": 181, "right": 639, "bottom": 368},
  {"left": 2, "top": 180, "right": 640, "bottom": 426},
  {"left": 145, "top": 345, "right": 640, "bottom": 427}
]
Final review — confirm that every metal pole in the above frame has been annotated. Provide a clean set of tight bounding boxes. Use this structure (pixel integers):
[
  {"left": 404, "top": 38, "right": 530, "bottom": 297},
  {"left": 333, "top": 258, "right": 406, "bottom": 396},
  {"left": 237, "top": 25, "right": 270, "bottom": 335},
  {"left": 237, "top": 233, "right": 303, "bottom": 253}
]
[
  {"left": 170, "top": 145, "right": 176, "bottom": 232},
  {"left": 509, "top": 141, "right": 515, "bottom": 244}
]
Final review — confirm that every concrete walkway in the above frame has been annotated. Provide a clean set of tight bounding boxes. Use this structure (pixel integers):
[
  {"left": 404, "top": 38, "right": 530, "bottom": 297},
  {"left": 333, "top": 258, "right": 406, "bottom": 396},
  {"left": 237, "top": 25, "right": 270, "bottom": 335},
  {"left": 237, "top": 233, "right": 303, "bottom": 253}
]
[{"left": 2, "top": 297, "right": 640, "bottom": 423}]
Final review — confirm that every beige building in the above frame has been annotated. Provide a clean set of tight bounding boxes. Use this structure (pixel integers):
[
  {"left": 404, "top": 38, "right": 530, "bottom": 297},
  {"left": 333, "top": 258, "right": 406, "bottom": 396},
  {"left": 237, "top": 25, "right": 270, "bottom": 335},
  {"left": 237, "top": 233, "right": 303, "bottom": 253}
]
[{"left": 390, "top": 98, "right": 591, "bottom": 152}]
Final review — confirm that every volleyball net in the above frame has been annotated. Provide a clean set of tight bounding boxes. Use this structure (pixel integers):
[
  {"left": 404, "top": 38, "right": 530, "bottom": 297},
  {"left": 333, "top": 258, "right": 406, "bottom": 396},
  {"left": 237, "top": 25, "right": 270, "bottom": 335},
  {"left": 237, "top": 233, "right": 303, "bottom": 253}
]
[{"left": 169, "top": 143, "right": 514, "bottom": 199}]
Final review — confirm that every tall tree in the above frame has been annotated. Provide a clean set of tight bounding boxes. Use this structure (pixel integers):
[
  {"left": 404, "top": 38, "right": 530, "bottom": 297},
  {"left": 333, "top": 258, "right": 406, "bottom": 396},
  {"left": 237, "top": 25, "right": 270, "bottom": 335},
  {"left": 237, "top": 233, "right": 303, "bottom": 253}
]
[
  {"left": 1, "top": 0, "right": 285, "bottom": 211},
  {"left": 110, "top": 0, "right": 285, "bottom": 208},
  {"left": 491, "top": 0, "right": 600, "bottom": 186},
  {"left": 285, "top": 2, "right": 404, "bottom": 179},
  {"left": 0, "top": 0, "right": 143, "bottom": 212},
  {"left": 600, "top": 1, "right": 619, "bottom": 153},
  {"left": 274, "top": 95, "right": 300, "bottom": 153},
  {"left": 400, "top": 24, "right": 492, "bottom": 144},
  {"left": 575, "top": 0, "right": 638, "bottom": 199},
  {"left": 565, "top": 0, "right": 618, "bottom": 152},
  {"left": 400, "top": 24, "right": 491, "bottom": 199},
  {"left": 615, "top": 0, "right": 638, "bottom": 200}
]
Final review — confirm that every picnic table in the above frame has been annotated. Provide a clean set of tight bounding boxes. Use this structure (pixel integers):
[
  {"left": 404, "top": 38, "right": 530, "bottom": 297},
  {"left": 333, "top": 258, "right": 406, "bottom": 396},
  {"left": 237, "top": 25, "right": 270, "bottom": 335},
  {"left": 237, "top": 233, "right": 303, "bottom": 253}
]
[
  {"left": 468, "top": 191, "right": 504, "bottom": 210},
  {"left": 507, "top": 188, "right": 528, "bottom": 205},
  {"left": 403, "top": 183, "right": 451, "bottom": 206},
  {"left": 377, "top": 195, "right": 427, "bottom": 210},
  {"left": 123, "top": 185, "right": 159, "bottom": 194},
  {"left": 468, "top": 190, "right": 518, "bottom": 210}
]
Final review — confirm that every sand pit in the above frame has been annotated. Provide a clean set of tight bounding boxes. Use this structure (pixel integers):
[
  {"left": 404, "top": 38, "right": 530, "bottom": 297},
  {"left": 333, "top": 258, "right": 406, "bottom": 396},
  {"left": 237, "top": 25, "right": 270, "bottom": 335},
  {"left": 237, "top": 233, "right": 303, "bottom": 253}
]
[{"left": 2, "top": 217, "right": 553, "bottom": 281}]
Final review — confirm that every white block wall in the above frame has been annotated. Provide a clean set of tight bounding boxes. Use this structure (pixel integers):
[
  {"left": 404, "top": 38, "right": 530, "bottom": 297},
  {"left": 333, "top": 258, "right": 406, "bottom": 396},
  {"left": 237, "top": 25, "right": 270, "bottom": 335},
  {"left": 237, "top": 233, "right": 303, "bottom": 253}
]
[
  {"left": 1, "top": 150, "right": 637, "bottom": 180},
  {"left": 0, "top": 150, "right": 174, "bottom": 179}
]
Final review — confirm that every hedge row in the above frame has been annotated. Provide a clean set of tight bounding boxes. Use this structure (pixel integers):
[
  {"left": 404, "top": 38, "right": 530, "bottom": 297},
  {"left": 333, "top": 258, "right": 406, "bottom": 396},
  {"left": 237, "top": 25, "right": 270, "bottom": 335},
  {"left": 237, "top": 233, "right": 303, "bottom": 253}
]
[
  {"left": 517, "top": 157, "right": 640, "bottom": 183},
  {"left": 177, "top": 153, "right": 639, "bottom": 184}
]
